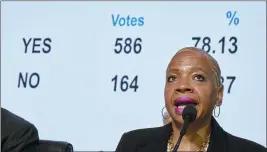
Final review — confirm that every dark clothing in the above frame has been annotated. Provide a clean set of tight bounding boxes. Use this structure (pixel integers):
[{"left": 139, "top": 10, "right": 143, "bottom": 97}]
[
  {"left": 1, "top": 108, "right": 39, "bottom": 152},
  {"left": 116, "top": 117, "right": 266, "bottom": 152}
]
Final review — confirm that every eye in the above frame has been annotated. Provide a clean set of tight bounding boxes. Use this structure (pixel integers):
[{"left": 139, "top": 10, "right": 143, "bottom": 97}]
[
  {"left": 193, "top": 74, "right": 205, "bottom": 81},
  {"left": 167, "top": 75, "right": 177, "bottom": 82}
]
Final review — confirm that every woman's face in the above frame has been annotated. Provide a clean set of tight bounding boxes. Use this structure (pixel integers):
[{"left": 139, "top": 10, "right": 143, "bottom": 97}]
[{"left": 164, "top": 49, "right": 223, "bottom": 124}]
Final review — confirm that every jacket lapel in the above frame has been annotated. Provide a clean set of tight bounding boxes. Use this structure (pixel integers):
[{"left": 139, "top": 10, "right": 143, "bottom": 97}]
[{"left": 207, "top": 117, "right": 228, "bottom": 152}]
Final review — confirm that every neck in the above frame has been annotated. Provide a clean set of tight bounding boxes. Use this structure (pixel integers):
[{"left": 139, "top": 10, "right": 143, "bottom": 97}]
[{"left": 171, "top": 117, "right": 211, "bottom": 149}]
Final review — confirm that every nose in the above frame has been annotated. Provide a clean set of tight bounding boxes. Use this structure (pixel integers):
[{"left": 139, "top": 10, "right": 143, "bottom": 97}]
[{"left": 175, "top": 84, "right": 193, "bottom": 93}]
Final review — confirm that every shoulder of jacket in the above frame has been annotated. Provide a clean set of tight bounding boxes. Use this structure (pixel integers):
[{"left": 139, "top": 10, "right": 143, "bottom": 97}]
[
  {"left": 226, "top": 132, "right": 266, "bottom": 152},
  {"left": 121, "top": 125, "right": 164, "bottom": 144}
]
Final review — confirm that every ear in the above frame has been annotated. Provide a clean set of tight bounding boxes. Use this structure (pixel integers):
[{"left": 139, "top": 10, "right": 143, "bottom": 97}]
[{"left": 216, "top": 85, "right": 224, "bottom": 106}]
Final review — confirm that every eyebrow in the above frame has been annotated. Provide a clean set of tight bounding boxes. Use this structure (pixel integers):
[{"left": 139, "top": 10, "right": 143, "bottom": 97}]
[{"left": 167, "top": 67, "right": 209, "bottom": 75}]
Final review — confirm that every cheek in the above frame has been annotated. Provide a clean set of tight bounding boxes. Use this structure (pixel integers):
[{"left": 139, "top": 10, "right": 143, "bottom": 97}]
[
  {"left": 196, "top": 86, "right": 217, "bottom": 107},
  {"left": 164, "top": 85, "right": 173, "bottom": 104}
]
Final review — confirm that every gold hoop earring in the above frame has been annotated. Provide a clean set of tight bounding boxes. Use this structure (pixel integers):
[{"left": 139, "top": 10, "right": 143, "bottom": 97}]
[
  {"left": 213, "top": 105, "right": 220, "bottom": 117},
  {"left": 161, "top": 107, "right": 170, "bottom": 120}
]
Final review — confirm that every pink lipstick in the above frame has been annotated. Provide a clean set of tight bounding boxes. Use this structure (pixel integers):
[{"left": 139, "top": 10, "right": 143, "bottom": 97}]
[{"left": 174, "top": 97, "right": 197, "bottom": 114}]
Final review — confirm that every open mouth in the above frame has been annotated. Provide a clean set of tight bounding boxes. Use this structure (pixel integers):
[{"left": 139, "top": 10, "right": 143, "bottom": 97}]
[
  {"left": 174, "top": 97, "right": 198, "bottom": 109},
  {"left": 175, "top": 102, "right": 197, "bottom": 109}
]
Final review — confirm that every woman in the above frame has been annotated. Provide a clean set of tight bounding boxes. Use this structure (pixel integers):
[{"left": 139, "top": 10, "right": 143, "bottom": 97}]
[{"left": 115, "top": 47, "right": 266, "bottom": 152}]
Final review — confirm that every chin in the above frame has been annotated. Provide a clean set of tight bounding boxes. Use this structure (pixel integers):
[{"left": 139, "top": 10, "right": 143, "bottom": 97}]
[
  {"left": 170, "top": 112, "right": 184, "bottom": 124},
  {"left": 171, "top": 117, "right": 185, "bottom": 127}
]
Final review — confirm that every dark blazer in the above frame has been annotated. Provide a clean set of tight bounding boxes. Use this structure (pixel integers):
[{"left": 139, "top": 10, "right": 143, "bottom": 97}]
[
  {"left": 1, "top": 108, "right": 39, "bottom": 152},
  {"left": 115, "top": 117, "right": 266, "bottom": 152}
]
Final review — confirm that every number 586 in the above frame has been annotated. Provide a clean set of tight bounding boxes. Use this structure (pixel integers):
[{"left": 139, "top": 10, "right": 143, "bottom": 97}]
[{"left": 114, "top": 38, "right": 142, "bottom": 54}]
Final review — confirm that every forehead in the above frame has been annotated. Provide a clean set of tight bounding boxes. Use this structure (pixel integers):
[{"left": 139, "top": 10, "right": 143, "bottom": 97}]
[{"left": 167, "top": 50, "right": 213, "bottom": 71}]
